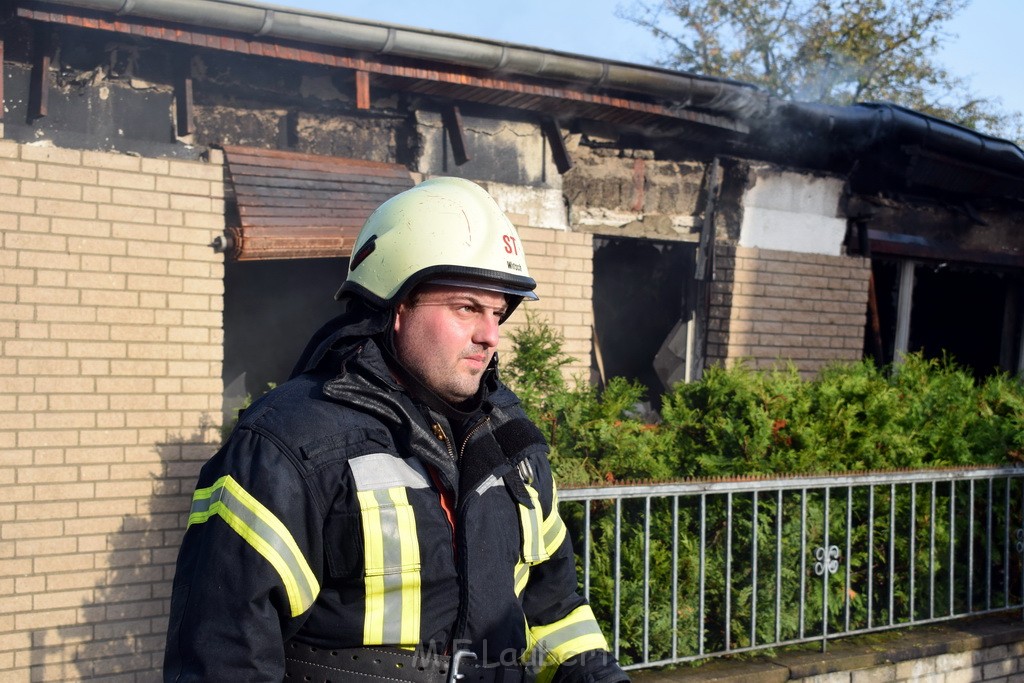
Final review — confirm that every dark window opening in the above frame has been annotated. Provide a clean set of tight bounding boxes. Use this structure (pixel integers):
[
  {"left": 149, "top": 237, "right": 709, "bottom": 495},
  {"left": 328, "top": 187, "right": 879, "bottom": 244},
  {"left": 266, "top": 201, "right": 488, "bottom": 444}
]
[
  {"left": 592, "top": 237, "right": 697, "bottom": 408},
  {"left": 866, "top": 259, "right": 1021, "bottom": 379},
  {"left": 223, "top": 258, "right": 347, "bottom": 417}
]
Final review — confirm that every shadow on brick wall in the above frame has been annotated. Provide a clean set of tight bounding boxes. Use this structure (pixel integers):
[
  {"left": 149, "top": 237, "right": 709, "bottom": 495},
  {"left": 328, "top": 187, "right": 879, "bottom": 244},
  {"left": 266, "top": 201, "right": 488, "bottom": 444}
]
[{"left": 32, "top": 419, "right": 219, "bottom": 682}]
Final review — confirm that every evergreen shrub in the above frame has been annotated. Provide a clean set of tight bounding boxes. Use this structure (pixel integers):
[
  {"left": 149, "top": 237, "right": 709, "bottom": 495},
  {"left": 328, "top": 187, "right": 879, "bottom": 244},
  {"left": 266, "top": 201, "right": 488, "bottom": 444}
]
[{"left": 504, "top": 314, "right": 1024, "bottom": 664}]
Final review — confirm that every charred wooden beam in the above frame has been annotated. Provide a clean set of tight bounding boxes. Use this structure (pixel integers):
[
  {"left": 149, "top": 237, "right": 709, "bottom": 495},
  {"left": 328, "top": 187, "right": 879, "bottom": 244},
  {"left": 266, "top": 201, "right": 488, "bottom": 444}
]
[
  {"left": 175, "top": 57, "right": 194, "bottom": 137},
  {"left": 542, "top": 119, "right": 573, "bottom": 174},
  {"left": 29, "top": 26, "right": 50, "bottom": 120},
  {"left": 442, "top": 105, "right": 470, "bottom": 166},
  {"left": 0, "top": 40, "right": 5, "bottom": 123},
  {"left": 355, "top": 70, "right": 370, "bottom": 110}
]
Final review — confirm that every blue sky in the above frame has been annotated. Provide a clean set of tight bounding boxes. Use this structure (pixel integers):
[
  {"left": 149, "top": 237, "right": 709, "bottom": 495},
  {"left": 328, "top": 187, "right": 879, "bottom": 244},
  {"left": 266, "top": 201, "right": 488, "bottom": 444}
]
[{"left": 263, "top": 0, "right": 1023, "bottom": 123}]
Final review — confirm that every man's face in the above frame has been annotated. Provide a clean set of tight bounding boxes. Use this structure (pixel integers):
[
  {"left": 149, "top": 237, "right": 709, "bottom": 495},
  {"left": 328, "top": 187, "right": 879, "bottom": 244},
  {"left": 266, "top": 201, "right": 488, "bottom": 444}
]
[{"left": 393, "top": 284, "right": 508, "bottom": 404}]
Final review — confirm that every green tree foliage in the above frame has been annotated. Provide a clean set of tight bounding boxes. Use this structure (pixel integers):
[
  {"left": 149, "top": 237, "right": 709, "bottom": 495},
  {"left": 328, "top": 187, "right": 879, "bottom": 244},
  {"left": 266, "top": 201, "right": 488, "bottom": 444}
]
[{"left": 621, "top": 0, "right": 1023, "bottom": 142}]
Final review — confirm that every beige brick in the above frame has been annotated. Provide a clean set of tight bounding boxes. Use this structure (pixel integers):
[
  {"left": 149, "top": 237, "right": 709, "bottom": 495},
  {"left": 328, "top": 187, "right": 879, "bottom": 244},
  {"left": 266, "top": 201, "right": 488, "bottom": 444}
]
[
  {"left": 127, "top": 274, "right": 183, "bottom": 293},
  {"left": 21, "top": 145, "right": 82, "bottom": 166},
  {"left": 110, "top": 325, "right": 166, "bottom": 342},
  {"left": 183, "top": 212, "right": 224, "bottom": 230},
  {"left": 21, "top": 180, "right": 82, "bottom": 201},
  {"left": 155, "top": 209, "right": 185, "bottom": 226},
  {"left": 33, "top": 377, "right": 95, "bottom": 394},
  {"left": 66, "top": 272, "right": 126, "bottom": 291},
  {"left": 0, "top": 139, "right": 20, "bottom": 157},
  {"left": 127, "top": 245, "right": 184, "bottom": 267},
  {"left": 46, "top": 568, "right": 106, "bottom": 591},
  {"left": 66, "top": 236, "right": 126, "bottom": 256},
  {"left": 77, "top": 429, "right": 139, "bottom": 447},
  {"left": 34, "top": 304, "right": 96, "bottom": 323},
  {"left": 33, "top": 551, "right": 94, "bottom": 574},
  {"left": 96, "top": 377, "right": 154, "bottom": 394},
  {"left": 79, "top": 289, "right": 138, "bottom": 308},
  {"left": 35, "top": 199, "right": 97, "bottom": 220},
  {"left": 0, "top": 159, "right": 37, "bottom": 179},
  {"left": 99, "top": 205, "right": 157, "bottom": 225},
  {"left": 3, "top": 519, "right": 64, "bottom": 539},
  {"left": 96, "top": 307, "right": 155, "bottom": 325},
  {"left": 156, "top": 176, "right": 210, "bottom": 196},
  {"left": 168, "top": 159, "right": 223, "bottom": 180},
  {"left": 35, "top": 412, "right": 96, "bottom": 430},
  {"left": 169, "top": 194, "right": 212, "bottom": 212},
  {"left": 79, "top": 464, "right": 110, "bottom": 481},
  {"left": 97, "top": 169, "right": 156, "bottom": 190},
  {"left": 79, "top": 359, "right": 110, "bottom": 375},
  {"left": 82, "top": 150, "right": 140, "bottom": 171},
  {"left": 66, "top": 341, "right": 127, "bottom": 359},
  {"left": 18, "top": 358, "right": 80, "bottom": 376},
  {"left": 6, "top": 232, "right": 68, "bottom": 253},
  {"left": 109, "top": 256, "right": 168, "bottom": 275},
  {"left": 82, "top": 185, "right": 113, "bottom": 204},
  {"left": 4, "top": 340, "right": 67, "bottom": 357},
  {"left": 112, "top": 188, "right": 168, "bottom": 209},
  {"left": 14, "top": 607, "right": 79, "bottom": 631},
  {"left": 80, "top": 255, "right": 111, "bottom": 273},
  {"left": 37, "top": 164, "right": 97, "bottom": 185}
]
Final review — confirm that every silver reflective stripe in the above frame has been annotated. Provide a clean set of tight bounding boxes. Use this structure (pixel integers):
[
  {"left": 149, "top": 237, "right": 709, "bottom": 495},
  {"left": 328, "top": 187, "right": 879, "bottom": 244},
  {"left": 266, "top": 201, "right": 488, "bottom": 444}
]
[
  {"left": 350, "top": 452, "right": 430, "bottom": 491},
  {"left": 474, "top": 473, "right": 504, "bottom": 496},
  {"left": 188, "top": 474, "right": 319, "bottom": 617},
  {"left": 373, "top": 487, "right": 406, "bottom": 643}
]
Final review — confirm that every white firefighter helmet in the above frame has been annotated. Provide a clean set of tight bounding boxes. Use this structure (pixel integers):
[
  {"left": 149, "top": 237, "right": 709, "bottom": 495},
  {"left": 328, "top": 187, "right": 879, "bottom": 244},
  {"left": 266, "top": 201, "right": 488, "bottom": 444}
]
[{"left": 336, "top": 177, "right": 538, "bottom": 316}]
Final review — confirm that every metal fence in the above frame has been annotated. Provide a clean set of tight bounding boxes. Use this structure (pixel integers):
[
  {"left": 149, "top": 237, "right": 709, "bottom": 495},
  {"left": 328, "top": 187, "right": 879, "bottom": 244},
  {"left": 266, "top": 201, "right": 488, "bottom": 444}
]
[{"left": 558, "top": 466, "right": 1024, "bottom": 671}]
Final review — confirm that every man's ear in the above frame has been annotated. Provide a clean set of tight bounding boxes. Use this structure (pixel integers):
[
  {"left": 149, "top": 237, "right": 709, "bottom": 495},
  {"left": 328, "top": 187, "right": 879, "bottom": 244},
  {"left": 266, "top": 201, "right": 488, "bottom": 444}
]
[{"left": 393, "top": 303, "right": 406, "bottom": 335}]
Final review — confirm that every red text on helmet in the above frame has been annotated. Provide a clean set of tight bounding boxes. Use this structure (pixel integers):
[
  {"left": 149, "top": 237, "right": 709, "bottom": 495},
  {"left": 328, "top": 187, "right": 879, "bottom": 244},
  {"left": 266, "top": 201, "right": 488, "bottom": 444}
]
[{"left": 503, "top": 235, "right": 519, "bottom": 256}]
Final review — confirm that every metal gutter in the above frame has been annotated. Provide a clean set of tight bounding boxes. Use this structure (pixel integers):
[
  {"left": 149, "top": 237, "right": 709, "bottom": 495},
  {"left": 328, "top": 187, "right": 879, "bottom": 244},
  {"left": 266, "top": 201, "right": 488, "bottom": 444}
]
[{"left": 33, "top": 0, "right": 770, "bottom": 118}]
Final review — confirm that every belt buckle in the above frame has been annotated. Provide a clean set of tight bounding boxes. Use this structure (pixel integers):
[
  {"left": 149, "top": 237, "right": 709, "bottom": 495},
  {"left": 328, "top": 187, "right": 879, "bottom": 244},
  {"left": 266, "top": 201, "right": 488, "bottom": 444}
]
[{"left": 447, "top": 649, "right": 477, "bottom": 683}]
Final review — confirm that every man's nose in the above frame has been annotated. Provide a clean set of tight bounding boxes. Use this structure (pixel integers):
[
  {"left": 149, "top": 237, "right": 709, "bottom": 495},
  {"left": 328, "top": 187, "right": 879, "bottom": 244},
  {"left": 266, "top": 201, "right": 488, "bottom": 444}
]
[{"left": 474, "top": 313, "right": 501, "bottom": 349}]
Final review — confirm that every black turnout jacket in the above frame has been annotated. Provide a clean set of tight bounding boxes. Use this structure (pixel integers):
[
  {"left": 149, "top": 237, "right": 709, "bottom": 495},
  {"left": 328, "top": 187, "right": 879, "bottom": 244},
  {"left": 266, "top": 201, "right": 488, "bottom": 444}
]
[{"left": 163, "top": 308, "right": 622, "bottom": 682}]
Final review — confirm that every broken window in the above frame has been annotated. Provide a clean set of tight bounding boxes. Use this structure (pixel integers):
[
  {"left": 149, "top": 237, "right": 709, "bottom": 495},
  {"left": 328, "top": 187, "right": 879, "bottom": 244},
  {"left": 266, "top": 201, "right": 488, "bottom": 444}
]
[
  {"left": 866, "top": 258, "right": 1023, "bottom": 378},
  {"left": 223, "top": 258, "right": 347, "bottom": 419},
  {"left": 592, "top": 236, "right": 697, "bottom": 408}
]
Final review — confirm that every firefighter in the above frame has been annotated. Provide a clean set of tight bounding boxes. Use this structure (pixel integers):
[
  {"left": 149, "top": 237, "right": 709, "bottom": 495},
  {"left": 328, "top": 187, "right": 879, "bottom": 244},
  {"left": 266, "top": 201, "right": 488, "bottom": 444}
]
[{"left": 163, "top": 177, "right": 628, "bottom": 683}]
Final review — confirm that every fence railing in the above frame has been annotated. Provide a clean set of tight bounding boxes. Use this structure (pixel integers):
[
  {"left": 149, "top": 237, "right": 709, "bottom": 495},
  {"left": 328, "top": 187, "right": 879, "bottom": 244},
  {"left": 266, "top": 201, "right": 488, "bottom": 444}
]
[{"left": 558, "top": 466, "right": 1024, "bottom": 671}]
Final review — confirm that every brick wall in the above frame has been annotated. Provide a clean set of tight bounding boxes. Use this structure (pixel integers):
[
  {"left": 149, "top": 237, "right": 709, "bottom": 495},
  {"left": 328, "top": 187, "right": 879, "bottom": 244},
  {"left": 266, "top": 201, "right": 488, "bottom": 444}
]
[
  {"left": 0, "top": 140, "right": 225, "bottom": 682},
  {"left": 707, "top": 246, "right": 870, "bottom": 377},
  {"left": 503, "top": 225, "right": 594, "bottom": 382}
]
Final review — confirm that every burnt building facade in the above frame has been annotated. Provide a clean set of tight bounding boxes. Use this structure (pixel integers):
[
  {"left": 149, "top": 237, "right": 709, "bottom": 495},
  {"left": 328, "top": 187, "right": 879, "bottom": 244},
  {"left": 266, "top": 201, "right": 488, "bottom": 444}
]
[{"left": 2, "top": 0, "right": 1024, "bottom": 679}]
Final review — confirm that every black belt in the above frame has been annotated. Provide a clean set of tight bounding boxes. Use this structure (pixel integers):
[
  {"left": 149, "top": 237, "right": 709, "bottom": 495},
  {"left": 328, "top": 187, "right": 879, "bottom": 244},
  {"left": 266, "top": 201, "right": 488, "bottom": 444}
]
[{"left": 284, "top": 642, "right": 529, "bottom": 683}]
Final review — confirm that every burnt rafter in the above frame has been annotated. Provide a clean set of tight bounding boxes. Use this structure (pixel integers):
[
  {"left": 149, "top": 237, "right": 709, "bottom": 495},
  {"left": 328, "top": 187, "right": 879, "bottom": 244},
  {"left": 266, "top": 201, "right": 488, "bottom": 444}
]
[
  {"left": 541, "top": 118, "right": 573, "bottom": 174},
  {"left": 441, "top": 105, "right": 470, "bottom": 166},
  {"left": 175, "top": 54, "right": 194, "bottom": 137},
  {"left": 28, "top": 22, "right": 50, "bottom": 119},
  {"left": 14, "top": 4, "right": 746, "bottom": 136}
]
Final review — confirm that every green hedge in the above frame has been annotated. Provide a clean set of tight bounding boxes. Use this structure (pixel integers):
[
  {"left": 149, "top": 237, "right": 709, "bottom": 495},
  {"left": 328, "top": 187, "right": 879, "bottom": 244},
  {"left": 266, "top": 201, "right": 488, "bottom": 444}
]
[
  {"left": 505, "top": 313, "right": 1024, "bottom": 483},
  {"left": 504, "top": 314, "right": 1024, "bottom": 664}
]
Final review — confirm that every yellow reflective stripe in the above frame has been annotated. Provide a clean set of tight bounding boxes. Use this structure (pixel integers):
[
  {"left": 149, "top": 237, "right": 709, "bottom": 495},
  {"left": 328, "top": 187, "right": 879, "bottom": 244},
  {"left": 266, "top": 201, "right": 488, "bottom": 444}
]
[
  {"left": 518, "top": 483, "right": 547, "bottom": 563},
  {"left": 513, "top": 560, "right": 530, "bottom": 596},
  {"left": 527, "top": 604, "right": 610, "bottom": 683},
  {"left": 357, "top": 486, "right": 421, "bottom": 645},
  {"left": 187, "top": 474, "right": 319, "bottom": 618},
  {"left": 541, "top": 487, "right": 566, "bottom": 557}
]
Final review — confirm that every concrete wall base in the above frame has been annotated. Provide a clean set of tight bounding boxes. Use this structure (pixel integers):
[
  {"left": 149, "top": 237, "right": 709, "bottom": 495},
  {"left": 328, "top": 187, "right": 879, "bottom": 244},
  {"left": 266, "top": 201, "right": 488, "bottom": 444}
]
[{"left": 633, "top": 614, "right": 1024, "bottom": 683}]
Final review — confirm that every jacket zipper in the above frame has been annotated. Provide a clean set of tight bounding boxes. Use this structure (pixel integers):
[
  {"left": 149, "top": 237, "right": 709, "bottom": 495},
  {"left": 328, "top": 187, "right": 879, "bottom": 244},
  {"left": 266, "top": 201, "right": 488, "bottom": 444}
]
[
  {"left": 458, "top": 415, "right": 490, "bottom": 458},
  {"left": 433, "top": 415, "right": 490, "bottom": 657}
]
